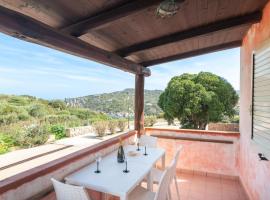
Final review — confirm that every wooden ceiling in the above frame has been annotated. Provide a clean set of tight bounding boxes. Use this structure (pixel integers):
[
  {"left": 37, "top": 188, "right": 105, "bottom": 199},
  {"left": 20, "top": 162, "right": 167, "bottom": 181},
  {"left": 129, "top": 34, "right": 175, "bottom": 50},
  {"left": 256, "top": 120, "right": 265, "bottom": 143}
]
[{"left": 0, "top": 0, "right": 268, "bottom": 75}]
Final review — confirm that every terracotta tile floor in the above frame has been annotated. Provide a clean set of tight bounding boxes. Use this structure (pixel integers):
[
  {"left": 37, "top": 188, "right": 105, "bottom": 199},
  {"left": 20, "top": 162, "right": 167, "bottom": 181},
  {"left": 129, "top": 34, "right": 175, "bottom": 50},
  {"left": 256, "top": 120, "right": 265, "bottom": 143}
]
[
  {"left": 42, "top": 173, "right": 249, "bottom": 200},
  {"left": 170, "top": 173, "right": 248, "bottom": 200}
]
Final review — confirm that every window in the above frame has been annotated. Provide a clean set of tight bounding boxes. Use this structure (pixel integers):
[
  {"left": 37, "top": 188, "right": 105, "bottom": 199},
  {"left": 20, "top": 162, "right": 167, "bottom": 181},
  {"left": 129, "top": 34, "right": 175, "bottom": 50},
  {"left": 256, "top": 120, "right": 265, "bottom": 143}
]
[{"left": 252, "top": 43, "right": 270, "bottom": 159}]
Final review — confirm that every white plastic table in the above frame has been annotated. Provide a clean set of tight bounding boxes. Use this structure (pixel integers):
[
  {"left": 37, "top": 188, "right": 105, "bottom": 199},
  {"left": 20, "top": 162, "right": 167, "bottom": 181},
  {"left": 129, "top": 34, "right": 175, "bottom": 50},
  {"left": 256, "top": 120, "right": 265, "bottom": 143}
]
[{"left": 65, "top": 145, "right": 165, "bottom": 200}]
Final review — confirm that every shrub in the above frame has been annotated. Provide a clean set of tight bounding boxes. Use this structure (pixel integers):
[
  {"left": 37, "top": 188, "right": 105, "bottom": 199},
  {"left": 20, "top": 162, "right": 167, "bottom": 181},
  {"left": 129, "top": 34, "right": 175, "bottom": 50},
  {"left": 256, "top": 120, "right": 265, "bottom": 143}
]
[
  {"left": 0, "top": 113, "right": 18, "bottom": 125},
  {"left": 0, "top": 103, "right": 17, "bottom": 115},
  {"left": 0, "top": 142, "right": 9, "bottom": 154},
  {"left": 118, "top": 119, "right": 127, "bottom": 132},
  {"left": 56, "top": 110, "right": 70, "bottom": 115},
  {"left": 49, "top": 100, "right": 66, "bottom": 110},
  {"left": 0, "top": 133, "right": 15, "bottom": 154},
  {"left": 18, "top": 111, "right": 30, "bottom": 121},
  {"left": 8, "top": 96, "right": 28, "bottom": 106},
  {"left": 69, "top": 108, "right": 94, "bottom": 120},
  {"left": 93, "top": 121, "right": 108, "bottom": 137},
  {"left": 28, "top": 104, "right": 47, "bottom": 118},
  {"left": 50, "top": 125, "right": 66, "bottom": 140},
  {"left": 17, "top": 124, "right": 49, "bottom": 147},
  {"left": 108, "top": 120, "right": 117, "bottom": 134},
  {"left": 144, "top": 116, "right": 157, "bottom": 127},
  {"left": 44, "top": 115, "right": 59, "bottom": 124}
]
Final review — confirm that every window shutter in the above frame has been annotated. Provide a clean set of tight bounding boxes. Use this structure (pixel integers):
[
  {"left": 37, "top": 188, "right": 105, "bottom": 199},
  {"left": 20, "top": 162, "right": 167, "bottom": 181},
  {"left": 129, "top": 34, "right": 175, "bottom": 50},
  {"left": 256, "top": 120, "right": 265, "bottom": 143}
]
[{"left": 252, "top": 46, "right": 270, "bottom": 157}]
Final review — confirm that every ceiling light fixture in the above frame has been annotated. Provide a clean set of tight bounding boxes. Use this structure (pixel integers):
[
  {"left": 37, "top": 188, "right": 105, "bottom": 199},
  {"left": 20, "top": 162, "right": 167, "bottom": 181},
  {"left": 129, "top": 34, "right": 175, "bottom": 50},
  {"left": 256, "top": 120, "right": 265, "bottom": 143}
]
[{"left": 156, "top": 0, "right": 182, "bottom": 18}]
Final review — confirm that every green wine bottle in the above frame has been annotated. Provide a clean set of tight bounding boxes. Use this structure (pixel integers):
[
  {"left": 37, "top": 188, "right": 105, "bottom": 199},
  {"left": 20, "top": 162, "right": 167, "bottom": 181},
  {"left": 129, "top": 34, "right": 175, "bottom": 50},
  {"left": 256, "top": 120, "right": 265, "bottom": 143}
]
[{"left": 117, "top": 138, "right": 125, "bottom": 163}]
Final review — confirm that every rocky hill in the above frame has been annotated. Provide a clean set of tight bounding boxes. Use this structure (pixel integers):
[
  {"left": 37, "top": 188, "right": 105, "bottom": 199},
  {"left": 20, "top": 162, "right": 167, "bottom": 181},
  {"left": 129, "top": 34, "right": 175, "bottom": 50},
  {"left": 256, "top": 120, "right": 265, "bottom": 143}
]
[{"left": 65, "top": 89, "right": 163, "bottom": 117}]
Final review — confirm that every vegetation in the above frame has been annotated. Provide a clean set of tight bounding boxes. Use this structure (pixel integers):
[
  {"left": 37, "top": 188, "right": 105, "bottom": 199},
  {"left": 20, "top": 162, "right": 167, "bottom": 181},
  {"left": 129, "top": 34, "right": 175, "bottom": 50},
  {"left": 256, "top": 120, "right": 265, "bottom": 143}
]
[
  {"left": 108, "top": 120, "right": 118, "bottom": 134},
  {"left": 50, "top": 125, "right": 66, "bottom": 140},
  {"left": 144, "top": 116, "right": 157, "bottom": 127},
  {"left": 118, "top": 119, "right": 127, "bottom": 132},
  {"left": 158, "top": 72, "right": 239, "bottom": 129},
  {"left": 65, "top": 89, "right": 163, "bottom": 116},
  {"left": 0, "top": 94, "right": 109, "bottom": 154},
  {"left": 93, "top": 121, "right": 108, "bottom": 137}
]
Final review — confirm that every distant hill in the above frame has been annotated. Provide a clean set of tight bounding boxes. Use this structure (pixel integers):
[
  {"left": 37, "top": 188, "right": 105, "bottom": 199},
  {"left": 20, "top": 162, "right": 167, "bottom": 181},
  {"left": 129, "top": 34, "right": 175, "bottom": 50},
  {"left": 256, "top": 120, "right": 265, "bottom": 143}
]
[{"left": 65, "top": 89, "right": 163, "bottom": 117}]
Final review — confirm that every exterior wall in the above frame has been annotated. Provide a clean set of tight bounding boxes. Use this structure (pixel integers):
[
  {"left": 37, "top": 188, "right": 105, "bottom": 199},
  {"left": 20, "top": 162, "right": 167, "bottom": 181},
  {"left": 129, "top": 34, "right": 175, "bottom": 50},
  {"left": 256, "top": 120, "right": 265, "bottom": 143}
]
[
  {"left": 145, "top": 128, "right": 240, "bottom": 177},
  {"left": 0, "top": 131, "right": 136, "bottom": 200},
  {"left": 240, "top": 2, "right": 270, "bottom": 199}
]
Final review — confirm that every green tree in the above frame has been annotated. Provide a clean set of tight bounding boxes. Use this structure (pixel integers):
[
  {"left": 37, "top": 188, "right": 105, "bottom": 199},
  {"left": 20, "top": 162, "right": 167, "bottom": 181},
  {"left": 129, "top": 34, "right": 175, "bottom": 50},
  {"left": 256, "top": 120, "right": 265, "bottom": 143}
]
[{"left": 158, "top": 72, "right": 238, "bottom": 129}]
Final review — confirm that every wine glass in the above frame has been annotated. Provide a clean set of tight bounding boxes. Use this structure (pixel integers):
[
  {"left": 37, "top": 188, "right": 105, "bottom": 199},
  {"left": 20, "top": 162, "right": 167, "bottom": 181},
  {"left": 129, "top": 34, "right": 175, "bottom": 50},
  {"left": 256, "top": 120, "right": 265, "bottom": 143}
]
[
  {"left": 136, "top": 137, "right": 140, "bottom": 151},
  {"left": 94, "top": 152, "right": 102, "bottom": 173},
  {"left": 123, "top": 152, "right": 129, "bottom": 173}
]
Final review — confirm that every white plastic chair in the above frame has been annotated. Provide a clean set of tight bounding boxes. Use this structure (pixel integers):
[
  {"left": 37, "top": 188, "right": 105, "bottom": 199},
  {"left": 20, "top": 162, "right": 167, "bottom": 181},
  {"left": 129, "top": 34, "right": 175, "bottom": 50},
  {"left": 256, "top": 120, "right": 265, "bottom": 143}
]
[
  {"left": 139, "top": 135, "right": 157, "bottom": 148},
  {"left": 51, "top": 178, "right": 91, "bottom": 200},
  {"left": 128, "top": 162, "right": 173, "bottom": 200},
  {"left": 151, "top": 146, "right": 182, "bottom": 200}
]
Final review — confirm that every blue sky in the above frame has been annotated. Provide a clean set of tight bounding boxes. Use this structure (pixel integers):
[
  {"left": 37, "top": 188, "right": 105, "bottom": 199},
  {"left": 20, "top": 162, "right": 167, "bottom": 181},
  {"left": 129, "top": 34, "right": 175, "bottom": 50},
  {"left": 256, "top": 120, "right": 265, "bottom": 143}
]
[{"left": 0, "top": 33, "right": 240, "bottom": 99}]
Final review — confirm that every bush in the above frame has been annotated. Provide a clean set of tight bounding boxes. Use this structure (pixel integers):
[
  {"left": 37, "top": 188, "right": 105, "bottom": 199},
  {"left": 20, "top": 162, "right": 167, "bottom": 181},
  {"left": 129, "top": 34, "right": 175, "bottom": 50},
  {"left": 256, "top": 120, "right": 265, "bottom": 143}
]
[
  {"left": 108, "top": 120, "right": 117, "bottom": 134},
  {"left": 0, "top": 103, "right": 17, "bottom": 115},
  {"left": 0, "top": 133, "right": 15, "bottom": 154},
  {"left": 0, "top": 113, "right": 18, "bottom": 125},
  {"left": 18, "top": 111, "right": 30, "bottom": 121},
  {"left": 144, "top": 116, "right": 157, "bottom": 127},
  {"left": 28, "top": 104, "right": 47, "bottom": 118},
  {"left": 93, "top": 121, "right": 108, "bottom": 137},
  {"left": 50, "top": 125, "right": 66, "bottom": 140},
  {"left": 17, "top": 124, "right": 49, "bottom": 147},
  {"left": 0, "top": 142, "right": 9, "bottom": 154},
  {"left": 8, "top": 96, "right": 28, "bottom": 106},
  {"left": 48, "top": 100, "right": 66, "bottom": 110},
  {"left": 118, "top": 119, "right": 127, "bottom": 132},
  {"left": 69, "top": 108, "right": 92, "bottom": 120},
  {"left": 44, "top": 115, "right": 59, "bottom": 124}
]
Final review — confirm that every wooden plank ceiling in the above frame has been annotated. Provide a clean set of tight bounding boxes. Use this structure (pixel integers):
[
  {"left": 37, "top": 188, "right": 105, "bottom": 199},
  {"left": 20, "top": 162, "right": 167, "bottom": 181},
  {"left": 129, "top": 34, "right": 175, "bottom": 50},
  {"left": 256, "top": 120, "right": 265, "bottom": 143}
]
[{"left": 0, "top": 0, "right": 268, "bottom": 74}]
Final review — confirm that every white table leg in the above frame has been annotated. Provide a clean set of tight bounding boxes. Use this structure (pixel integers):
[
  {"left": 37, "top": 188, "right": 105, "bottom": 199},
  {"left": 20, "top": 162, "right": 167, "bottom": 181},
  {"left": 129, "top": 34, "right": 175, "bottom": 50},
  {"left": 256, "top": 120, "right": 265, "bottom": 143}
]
[
  {"left": 147, "top": 170, "right": 153, "bottom": 192},
  {"left": 162, "top": 153, "right": 166, "bottom": 169}
]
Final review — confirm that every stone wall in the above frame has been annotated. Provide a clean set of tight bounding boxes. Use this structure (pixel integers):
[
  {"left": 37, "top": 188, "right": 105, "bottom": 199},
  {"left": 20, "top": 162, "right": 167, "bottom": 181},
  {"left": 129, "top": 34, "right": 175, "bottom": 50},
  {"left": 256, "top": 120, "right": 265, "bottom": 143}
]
[
  {"left": 66, "top": 126, "right": 94, "bottom": 137},
  {"left": 208, "top": 123, "right": 239, "bottom": 132}
]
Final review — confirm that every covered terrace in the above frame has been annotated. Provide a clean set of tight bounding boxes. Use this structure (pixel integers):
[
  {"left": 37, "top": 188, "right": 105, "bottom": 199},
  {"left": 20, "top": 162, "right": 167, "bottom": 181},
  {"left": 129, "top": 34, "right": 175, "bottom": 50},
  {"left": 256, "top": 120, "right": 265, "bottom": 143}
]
[{"left": 0, "top": 0, "right": 269, "bottom": 200}]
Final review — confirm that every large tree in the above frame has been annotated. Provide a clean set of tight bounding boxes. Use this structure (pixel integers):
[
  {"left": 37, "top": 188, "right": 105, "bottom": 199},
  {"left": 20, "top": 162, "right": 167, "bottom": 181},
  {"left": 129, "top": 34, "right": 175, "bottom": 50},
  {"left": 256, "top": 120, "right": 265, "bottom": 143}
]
[{"left": 158, "top": 72, "right": 239, "bottom": 129}]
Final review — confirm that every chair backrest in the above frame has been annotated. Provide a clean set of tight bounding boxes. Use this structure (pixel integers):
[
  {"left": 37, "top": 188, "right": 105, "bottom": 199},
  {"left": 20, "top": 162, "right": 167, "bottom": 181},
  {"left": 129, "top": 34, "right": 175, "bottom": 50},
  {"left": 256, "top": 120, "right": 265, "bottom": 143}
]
[
  {"left": 171, "top": 146, "right": 183, "bottom": 176},
  {"left": 174, "top": 146, "right": 182, "bottom": 165},
  {"left": 139, "top": 135, "right": 157, "bottom": 148},
  {"left": 51, "top": 178, "right": 91, "bottom": 200},
  {"left": 154, "top": 161, "right": 174, "bottom": 200}
]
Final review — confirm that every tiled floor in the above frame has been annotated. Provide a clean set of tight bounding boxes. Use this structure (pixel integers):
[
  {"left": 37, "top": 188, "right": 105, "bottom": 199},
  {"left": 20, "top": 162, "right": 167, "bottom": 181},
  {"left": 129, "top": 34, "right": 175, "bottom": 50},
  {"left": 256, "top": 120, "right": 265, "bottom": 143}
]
[
  {"left": 42, "top": 172, "right": 248, "bottom": 200},
  {"left": 171, "top": 173, "right": 248, "bottom": 200}
]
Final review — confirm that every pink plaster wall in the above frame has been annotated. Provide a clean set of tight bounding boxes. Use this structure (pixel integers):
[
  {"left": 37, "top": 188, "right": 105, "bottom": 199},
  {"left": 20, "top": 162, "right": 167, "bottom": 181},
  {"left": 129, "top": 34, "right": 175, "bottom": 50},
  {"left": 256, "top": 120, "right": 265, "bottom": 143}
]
[
  {"left": 240, "top": 2, "right": 270, "bottom": 199},
  {"left": 145, "top": 128, "right": 240, "bottom": 177}
]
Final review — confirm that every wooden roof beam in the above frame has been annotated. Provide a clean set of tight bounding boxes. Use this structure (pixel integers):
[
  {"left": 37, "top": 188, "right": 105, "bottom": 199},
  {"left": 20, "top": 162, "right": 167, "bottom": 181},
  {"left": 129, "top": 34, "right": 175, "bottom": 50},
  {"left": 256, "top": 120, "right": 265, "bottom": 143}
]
[
  {"left": 61, "top": 0, "right": 162, "bottom": 37},
  {"left": 0, "top": 6, "right": 150, "bottom": 76},
  {"left": 116, "top": 11, "right": 261, "bottom": 57},
  {"left": 140, "top": 40, "right": 242, "bottom": 66}
]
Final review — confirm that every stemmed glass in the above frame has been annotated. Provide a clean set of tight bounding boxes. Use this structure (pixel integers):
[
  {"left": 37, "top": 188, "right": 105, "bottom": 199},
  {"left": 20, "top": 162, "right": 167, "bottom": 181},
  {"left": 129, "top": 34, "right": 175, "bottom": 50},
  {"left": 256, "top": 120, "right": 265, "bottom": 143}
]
[
  {"left": 94, "top": 153, "right": 102, "bottom": 173},
  {"left": 136, "top": 137, "right": 140, "bottom": 151},
  {"left": 123, "top": 153, "right": 129, "bottom": 173},
  {"left": 144, "top": 145, "right": 148, "bottom": 156}
]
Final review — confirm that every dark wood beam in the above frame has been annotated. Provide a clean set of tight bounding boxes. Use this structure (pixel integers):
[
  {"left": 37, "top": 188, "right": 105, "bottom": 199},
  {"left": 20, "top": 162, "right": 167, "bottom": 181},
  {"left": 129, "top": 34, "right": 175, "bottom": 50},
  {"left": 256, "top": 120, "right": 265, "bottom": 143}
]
[
  {"left": 140, "top": 40, "right": 242, "bottom": 66},
  {"left": 61, "top": 0, "right": 161, "bottom": 37},
  {"left": 117, "top": 11, "right": 261, "bottom": 57},
  {"left": 0, "top": 5, "right": 150, "bottom": 76},
  {"left": 134, "top": 74, "right": 145, "bottom": 137}
]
